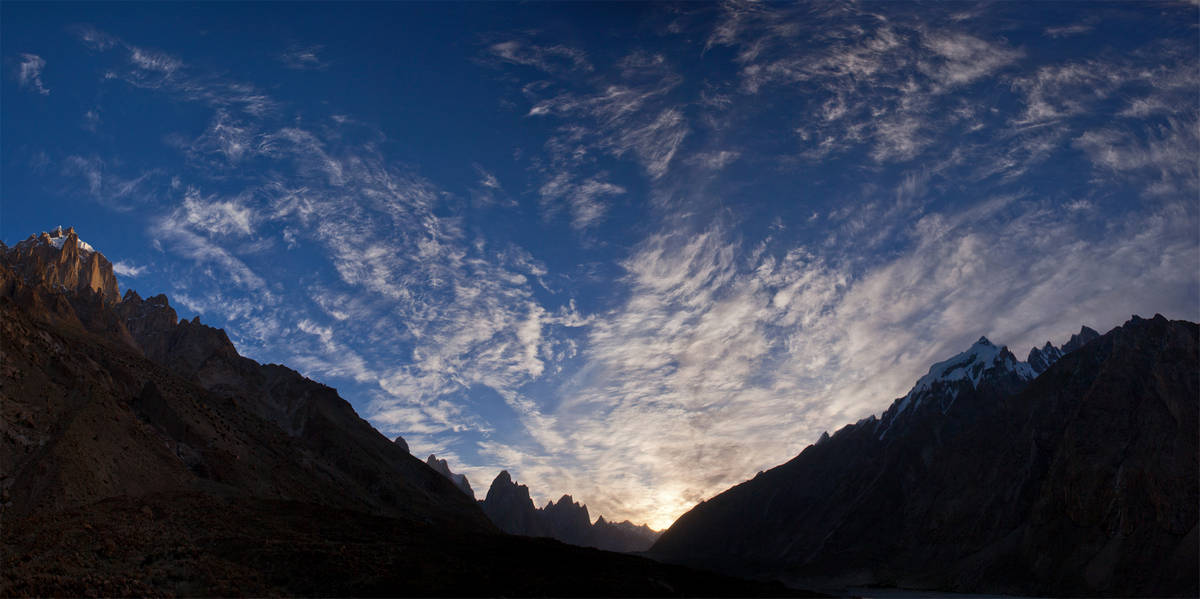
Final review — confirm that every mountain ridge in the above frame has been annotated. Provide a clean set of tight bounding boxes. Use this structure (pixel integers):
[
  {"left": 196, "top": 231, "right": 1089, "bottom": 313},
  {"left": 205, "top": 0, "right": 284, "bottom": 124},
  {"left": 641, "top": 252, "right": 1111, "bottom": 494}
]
[
  {"left": 480, "top": 469, "right": 662, "bottom": 553},
  {"left": 649, "top": 314, "right": 1198, "bottom": 597},
  {"left": 0, "top": 227, "right": 806, "bottom": 597}
]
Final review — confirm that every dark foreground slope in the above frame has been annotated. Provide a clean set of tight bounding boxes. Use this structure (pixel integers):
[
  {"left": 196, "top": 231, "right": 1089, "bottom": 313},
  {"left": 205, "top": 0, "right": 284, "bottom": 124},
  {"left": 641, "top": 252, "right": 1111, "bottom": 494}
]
[
  {"left": 650, "top": 316, "right": 1198, "bottom": 597},
  {"left": 3, "top": 492, "right": 803, "bottom": 597},
  {"left": 0, "top": 231, "right": 806, "bottom": 597}
]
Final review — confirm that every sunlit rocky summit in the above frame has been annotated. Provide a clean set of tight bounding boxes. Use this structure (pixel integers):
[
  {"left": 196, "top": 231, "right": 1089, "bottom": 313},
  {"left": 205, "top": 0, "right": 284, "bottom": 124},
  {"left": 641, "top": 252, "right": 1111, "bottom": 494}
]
[{"left": 4, "top": 226, "right": 117, "bottom": 302}]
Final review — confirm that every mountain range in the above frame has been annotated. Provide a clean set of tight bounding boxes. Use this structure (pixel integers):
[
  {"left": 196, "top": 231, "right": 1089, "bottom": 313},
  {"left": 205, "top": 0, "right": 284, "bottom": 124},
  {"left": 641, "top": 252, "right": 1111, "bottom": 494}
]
[
  {"left": 650, "top": 313, "right": 1198, "bottom": 597},
  {"left": 421, "top": 452, "right": 662, "bottom": 552},
  {"left": 479, "top": 469, "right": 662, "bottom": 553},
  {"left": 2, "top": 226, "right": 1194, "bottom": 597},
  {"left": 0, "top": 227, "right": 800, "bottom": 597}
]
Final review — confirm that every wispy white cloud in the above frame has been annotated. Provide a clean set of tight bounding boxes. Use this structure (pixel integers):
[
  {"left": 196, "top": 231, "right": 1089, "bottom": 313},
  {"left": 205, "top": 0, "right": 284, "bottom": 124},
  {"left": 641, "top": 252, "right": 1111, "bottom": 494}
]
[
  {"left": 61, "top": 155, "right": 159, "bottom": 211},
  {"left": 16, "top": 53, "right": 49, "bottom": 95},
  {"left": 112, "top": 260, "right": 147, "bottom": 277},
  {"left": 539, "top": 173, "right": 626, "bottom": 229},
  {"left": 919, "top": 31, "right": 1024, "bottom": 89},
  {"left": 279, "top": 44, "right": 329, "bottom": 70},
  {"left": 154, "top": 213, "right": 268, "bottom": 293},
  {"left": 688, "top": 150, "right": 740, "bottom": 171},
  {"left": 1074, "top": 114, "right": 1199, "bottom": 196},
  {"left": 504, "top": 45, "right": 690, "bottom": 230},
  {"left": 477, "top": 165, "right": 502, "bottom": 189},
  {"left": 82, "top": 109, "right": 100, "bottom": 131},
  {"left": 175, "top": 187, "right": 255, "bottom": 237},
  {"left": 487, "top": 40, "right": 592, "bottom": 75},
  {"left": 75, "top": 25, "right": 277, "bottom": 117},
  {"left": 1043, "top": 23, "right": 1094, "bottom": 38},
  {"left": 704, "top": 4, "right": 1025, "bottom": 165}
]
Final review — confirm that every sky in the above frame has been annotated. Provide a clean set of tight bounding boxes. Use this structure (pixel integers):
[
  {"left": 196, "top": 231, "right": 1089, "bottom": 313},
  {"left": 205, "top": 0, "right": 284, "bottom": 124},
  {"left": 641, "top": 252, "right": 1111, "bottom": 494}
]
[{"left": 3, "top": 1, "right": 1197, "bottom": 530}]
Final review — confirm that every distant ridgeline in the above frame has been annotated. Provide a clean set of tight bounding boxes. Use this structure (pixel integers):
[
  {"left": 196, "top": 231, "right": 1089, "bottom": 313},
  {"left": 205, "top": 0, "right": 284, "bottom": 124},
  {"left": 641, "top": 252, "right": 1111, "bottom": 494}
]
[
  {"left": 650, "top": 316, "right": 1198, "bottom": 597},
  {"left": 413, "top": 453, "right": 661, "bottom": 553}
]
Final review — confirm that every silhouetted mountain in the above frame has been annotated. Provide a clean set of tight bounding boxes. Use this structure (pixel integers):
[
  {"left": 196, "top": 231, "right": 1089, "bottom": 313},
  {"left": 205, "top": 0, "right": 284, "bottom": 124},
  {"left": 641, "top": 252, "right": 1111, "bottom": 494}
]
[
  {"left": 426, "top": 454, "right": 474, "bottom": 498},
  {"left": 542, "top": 494, "right": 593, "bottom": 546},
  {"left": 480, "top": 470, "right": 548, "bottom": 537},
  {"left": 481, "top": 471, "right": 661, "bottom": 552},
  {"left": 0, "top": 228, "right": 809, "bottom": 597},
  {"left": 650, "top": 318, "right": 1198, "bottom": 597}
]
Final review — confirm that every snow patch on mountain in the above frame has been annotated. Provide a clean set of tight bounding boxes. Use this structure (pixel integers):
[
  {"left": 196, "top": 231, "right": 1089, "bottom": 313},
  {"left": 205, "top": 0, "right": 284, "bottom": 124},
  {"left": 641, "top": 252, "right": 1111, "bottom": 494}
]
[
  {"left": 893, "top": 337, "right": 1033, "bottom": 418},
  {"left": 873, "top": 330, "right": 1095, "bottom": 441},
  {"left": 46, "top": 225, "right": 95, "bottom": 253}
]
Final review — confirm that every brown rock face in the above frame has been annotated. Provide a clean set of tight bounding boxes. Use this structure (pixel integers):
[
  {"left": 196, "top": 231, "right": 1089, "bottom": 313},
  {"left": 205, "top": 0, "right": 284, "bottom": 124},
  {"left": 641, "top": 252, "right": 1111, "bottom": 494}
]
[
  {"left": 650, "top": 316, "right": 1199, "bottom": 597},
  {"left": 4, "top": 226, "right": 119, "bottom": 303}
]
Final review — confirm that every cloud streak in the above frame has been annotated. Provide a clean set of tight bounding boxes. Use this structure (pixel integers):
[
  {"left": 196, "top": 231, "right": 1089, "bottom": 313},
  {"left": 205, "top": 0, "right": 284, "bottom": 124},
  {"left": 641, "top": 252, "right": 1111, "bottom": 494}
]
[{"left": 16, "top": 53, "right": 49, "bottom": 95}]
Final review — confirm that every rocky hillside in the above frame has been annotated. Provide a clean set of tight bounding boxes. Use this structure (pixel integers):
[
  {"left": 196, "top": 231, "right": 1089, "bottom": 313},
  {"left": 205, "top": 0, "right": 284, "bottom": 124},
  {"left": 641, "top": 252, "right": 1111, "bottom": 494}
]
[
  {"left": 0, "top": 228, "right": 807, "bottom": 597},
  {"left": 481, "top": 470, "right": 661, "bottom": 553},
  {"left": 649, "top": 317, "right": 1198, "bottom": 597}
]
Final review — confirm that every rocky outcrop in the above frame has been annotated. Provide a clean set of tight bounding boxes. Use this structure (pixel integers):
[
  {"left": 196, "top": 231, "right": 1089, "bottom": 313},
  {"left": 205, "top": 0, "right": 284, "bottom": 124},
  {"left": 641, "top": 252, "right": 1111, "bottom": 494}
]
[
  {"left": 1026, "top": 342, "right": 1063, "bottom": 374},
  {"left": 1062, "top": 324, "right": 1101, "bottom": 352},
  {"left": 479, "top": 471, "right": 661, "bottom": 552},
  {"left": 480, "top": 471, "right": 546, "bottom": 537},
  {"left": 650, "top": 317, "right": 1198, "bottom": 597},
  {"left": 1027, "top": 325, "right": 1101, "bottom": 375},
  {"left": 4, "top": 226, "right": 119, "bottom": 303},
  {"left": 542, "top": 494, "right": 593, "bottom": 546},
  {"left": 426, "top": 454, "right": 474, "bottom": 498}
]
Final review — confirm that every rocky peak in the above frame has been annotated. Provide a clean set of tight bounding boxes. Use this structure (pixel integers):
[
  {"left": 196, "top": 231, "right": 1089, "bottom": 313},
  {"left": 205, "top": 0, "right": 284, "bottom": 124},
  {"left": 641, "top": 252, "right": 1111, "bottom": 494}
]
[
  {"left": 4, "top": 226, "right": 118, "bottom": 303},
  {"left": 876, "top": 336, "right": 1042, "bottom": 440},
  {"left": 1027, "top": 341, "right": 1064, "bottom": 375},
  {"left": 877, "top": 325, "right": 1111, "bottom": 441},
  {"left": 1026, "top": 325, "right": 1099, "bottom": 375},
  {"left": 542, "top": 494, "right": 593, "bottom": 546},
  {"left": 896, "top": 337, "right": 1033, "bottom": 414},
  {"left": 1062, "top": 325, "right": 1100, "bottom": 353},
  {"left": 426, "top": 454, "right": 474, "bottom": 499},
  {"left": 477, "top": 471, "right": 661, "bottom": 552},
  {"left": 480, "top": 470, "right": 544, "bottom": 537}
]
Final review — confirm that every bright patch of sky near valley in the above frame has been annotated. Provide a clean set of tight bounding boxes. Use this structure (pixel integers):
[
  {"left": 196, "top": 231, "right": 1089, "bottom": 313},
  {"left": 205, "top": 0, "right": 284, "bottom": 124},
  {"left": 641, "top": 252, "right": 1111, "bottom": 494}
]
[{"left": 3, "top": 1, "right": 1197, "bottom": 530}]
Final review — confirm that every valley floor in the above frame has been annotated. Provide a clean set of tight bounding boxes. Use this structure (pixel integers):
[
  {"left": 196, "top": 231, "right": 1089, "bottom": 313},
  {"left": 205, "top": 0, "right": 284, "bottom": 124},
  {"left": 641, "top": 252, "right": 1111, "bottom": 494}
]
[{"left": 1, "top": 492, "right": 820, "bottom": 597}]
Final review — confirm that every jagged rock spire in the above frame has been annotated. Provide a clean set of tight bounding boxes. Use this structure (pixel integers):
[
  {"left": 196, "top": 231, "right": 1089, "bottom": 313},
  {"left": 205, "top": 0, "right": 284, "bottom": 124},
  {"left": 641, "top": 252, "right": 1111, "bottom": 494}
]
[{"left": 5, "top": 226, "right": 118, "bottom": 303}]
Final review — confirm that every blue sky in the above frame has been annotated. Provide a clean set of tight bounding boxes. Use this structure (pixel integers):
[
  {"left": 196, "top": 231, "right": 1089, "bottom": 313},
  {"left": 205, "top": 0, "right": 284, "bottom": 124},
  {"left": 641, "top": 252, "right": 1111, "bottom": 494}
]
[{"left": 3, "top": 1, "right": 1197, "bottom": 529}]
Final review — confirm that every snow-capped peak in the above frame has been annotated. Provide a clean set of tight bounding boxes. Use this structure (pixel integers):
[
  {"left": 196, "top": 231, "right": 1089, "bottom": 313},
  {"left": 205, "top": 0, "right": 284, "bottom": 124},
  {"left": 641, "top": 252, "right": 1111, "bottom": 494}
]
[
  {"left": 888, "top": 336, "right": 1035, "bottom": 424},
  {"left": 44, "top": 226, "right": 95, "bottom": 254},
  {"left": 876, "top": 326, "right": 1099, "bottom": 441}
]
